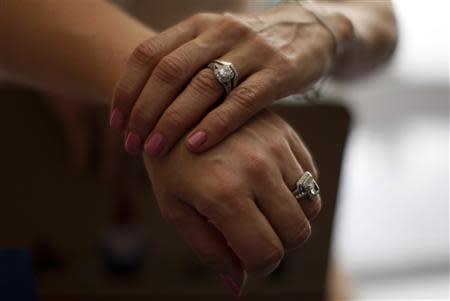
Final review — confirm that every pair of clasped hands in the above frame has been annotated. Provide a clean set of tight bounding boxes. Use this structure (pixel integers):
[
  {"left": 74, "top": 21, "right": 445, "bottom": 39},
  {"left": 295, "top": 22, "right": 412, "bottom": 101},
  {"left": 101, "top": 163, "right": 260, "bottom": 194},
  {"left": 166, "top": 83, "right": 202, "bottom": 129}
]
[{"left": 110, "top": 6, "right": 330, "bottom": 297}]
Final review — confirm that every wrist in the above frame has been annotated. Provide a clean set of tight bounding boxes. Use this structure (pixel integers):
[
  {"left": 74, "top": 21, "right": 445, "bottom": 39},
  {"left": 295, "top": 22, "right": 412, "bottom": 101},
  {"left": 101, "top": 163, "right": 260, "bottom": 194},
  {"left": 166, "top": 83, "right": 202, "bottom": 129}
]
[{"left": 300, "top": 2, "right": 356, "bottom": 64}]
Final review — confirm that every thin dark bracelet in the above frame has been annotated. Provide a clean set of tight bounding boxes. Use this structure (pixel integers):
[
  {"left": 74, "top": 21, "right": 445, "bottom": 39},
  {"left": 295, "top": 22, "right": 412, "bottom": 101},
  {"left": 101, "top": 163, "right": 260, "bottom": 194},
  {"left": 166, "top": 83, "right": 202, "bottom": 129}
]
[{"left": 280, "top": 0, "right": 338, "bottom": 102}]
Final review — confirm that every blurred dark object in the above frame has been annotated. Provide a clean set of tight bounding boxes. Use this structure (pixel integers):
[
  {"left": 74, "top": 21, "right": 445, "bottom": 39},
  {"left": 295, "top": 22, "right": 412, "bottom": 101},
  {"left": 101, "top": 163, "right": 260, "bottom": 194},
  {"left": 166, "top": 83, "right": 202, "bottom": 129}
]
[
  {"left": 0, "top": 249, "right": 37, "bottom": 301},
  {"left": 44, "top": 93, "right": 133, "bottom": 183},
  {"left": 0, "top": 88, "right": 351, "bottom": 301},
  {"left": 31, "top": 240, "right": 65, "bottom": 273},
  {"left": 99, "top": 190, "right": 147, "bottom": 277}
]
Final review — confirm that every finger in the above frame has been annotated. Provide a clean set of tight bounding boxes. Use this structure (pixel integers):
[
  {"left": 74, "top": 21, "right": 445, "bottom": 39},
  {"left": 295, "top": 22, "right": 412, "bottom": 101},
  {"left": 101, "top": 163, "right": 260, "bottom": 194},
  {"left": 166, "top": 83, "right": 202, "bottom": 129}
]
[
  {"left": 281, "top": 148, "right": 322, "bottom": 222},
  {"left": 110, "top": 19, "right": 197, "bottom": 131},
  {"left": 193, "top": 190, "right": 284, "bottom": 278},
  {"left": 252, "top": 165, "right": 312, "bottom": 252},
  {"left": 158, "top": 197, "right": 247, "bottom": 296},
  {"left": 287, "top": 128, "right": 320, "bottom": 180},
  {"left": 124, "top": 25, "right": 246, "bottom": 155},
  {"left": 185, "top": 69, "right": 285, "bottom": 153},
  {"left": 144, "top": 45, "right": 262, "bottom": 156}
]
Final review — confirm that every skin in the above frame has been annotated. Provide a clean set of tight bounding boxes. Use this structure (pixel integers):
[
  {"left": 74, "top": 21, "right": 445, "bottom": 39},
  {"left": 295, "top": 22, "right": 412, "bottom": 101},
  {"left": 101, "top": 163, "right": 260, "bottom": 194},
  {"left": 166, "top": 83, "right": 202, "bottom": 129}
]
[
  {"left": 145, "top": 109, "right": 321, "bottom": 296},
  {"left": 0, "top": 0, "right": 398, "bottom": 297},
  {"left": 110, "top": 1, "right": 397, "bottom": 156},
  {"left": 0, "top": 0, "right": 155, "bottom": 101},
  {"left": 0, "top": 0, "right": 154, "bottom": 185}
]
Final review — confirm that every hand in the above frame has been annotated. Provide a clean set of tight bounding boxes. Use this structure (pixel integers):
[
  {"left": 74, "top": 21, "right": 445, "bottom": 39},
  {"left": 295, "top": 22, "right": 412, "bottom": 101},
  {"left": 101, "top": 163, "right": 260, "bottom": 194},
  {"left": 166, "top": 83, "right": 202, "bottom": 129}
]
[
  {"left": 144, "top": 110, "right": 321, "bottom": 297},
  {"left": 111, "top": 4, "right": 337, "bottom": 156}
]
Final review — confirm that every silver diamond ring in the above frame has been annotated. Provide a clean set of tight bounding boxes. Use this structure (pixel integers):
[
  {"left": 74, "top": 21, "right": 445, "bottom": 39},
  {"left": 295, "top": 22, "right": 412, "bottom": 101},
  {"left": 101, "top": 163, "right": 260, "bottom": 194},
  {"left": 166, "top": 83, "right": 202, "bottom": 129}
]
[
  {"left": 207, "top": 60, "right": 238, "bottom": 94},
  {"left": 293, "top": 171, "right": 320, "bottom": 201}
]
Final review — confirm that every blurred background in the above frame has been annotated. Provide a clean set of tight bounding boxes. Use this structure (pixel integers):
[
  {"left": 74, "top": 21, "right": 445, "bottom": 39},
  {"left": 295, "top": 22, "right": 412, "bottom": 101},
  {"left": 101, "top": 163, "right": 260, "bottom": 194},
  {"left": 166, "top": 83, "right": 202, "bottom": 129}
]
[
  {"left": 0, "top": 1, "right": 448, "bottom": 301},
  {"left": 330, "top": 0, "right": 449, "bottom": 299}
]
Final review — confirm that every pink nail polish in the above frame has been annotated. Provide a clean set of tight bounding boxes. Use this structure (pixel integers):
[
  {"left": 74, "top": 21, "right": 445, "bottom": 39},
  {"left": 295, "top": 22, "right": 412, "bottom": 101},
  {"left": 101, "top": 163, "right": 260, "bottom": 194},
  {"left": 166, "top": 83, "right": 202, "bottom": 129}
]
[
  {"left": 125, "top": 132, "right": 141, "bottom": 155},
  {"left": 110, "top": 108, "right": 124, "bottom": 130},
  {"left": 221, "top": 274, "right": 242, "bottom": 298},
  {"left": 186, "top": 131, "right": 207, "bottom": 150},
  {"left": 144, "top": 133, "right": 166, "bottom": 156}
]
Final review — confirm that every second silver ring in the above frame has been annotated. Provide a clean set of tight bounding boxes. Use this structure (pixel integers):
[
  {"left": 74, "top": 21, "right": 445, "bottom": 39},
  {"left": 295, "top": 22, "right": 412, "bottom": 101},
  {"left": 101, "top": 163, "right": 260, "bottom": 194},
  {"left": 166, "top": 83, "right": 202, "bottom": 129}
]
[
  {"left": 292, "top": 171, "right": 320, "bottom": 202},
  {"left": 207, "top": 60, "right": 239, "bottom": 94}
]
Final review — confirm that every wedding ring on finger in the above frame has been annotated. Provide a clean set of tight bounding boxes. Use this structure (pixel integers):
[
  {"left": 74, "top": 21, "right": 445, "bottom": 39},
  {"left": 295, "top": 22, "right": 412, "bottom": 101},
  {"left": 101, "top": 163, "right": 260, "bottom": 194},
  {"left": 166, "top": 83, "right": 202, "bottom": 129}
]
[
  {"left": 293, "top": 171, "right": 320, "bottom": 201},
  {"left": 207, "top": 60, "right": 239, "bottom": 94}
]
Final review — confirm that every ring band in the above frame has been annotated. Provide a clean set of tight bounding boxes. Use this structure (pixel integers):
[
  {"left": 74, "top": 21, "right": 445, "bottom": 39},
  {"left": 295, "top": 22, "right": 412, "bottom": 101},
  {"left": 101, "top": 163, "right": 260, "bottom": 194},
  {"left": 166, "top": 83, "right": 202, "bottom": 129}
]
[
  {"left": 208, "top": 60, "right": 238, "bottom": 94},
  {"left": 293, "top": 171, "right": 320, "bottom": 201}
]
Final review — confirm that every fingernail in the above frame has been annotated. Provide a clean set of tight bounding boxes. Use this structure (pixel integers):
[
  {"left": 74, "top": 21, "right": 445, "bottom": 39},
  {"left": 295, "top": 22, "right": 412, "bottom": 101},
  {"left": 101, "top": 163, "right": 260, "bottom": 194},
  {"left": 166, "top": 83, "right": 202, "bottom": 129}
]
[
  {"left": 220, "top": 274, "right": 242, "bottom": 298},
  {"left": 186, "top": 131, "right": 207, "bottom": 150},
  {"left": 125, "top": 132, "right": 141, "bottom": 155},
  {"left": 144, "top": 133, "right": 166, "bottom": 156},
  {"left": 109, "top": 108, "right": 124, "bottom": 130}
]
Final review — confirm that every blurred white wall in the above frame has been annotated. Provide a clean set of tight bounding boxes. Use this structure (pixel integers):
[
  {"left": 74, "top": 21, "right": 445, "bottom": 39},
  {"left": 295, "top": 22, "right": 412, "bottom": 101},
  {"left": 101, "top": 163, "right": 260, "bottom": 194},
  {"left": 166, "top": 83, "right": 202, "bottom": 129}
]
[{"left": 330, "top": 0, "right": 449, "bottom": 299}]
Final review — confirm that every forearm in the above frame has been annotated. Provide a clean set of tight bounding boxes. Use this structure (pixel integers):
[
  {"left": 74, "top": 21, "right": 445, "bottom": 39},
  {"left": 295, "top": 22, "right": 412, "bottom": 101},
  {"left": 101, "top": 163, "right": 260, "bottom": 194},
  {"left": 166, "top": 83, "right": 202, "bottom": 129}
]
[
  {"left": 0, "top": 0, "right": 155, "bottom": 103},
  {"left": 301, "top": 0, "right": 398, "bottom": 78}
]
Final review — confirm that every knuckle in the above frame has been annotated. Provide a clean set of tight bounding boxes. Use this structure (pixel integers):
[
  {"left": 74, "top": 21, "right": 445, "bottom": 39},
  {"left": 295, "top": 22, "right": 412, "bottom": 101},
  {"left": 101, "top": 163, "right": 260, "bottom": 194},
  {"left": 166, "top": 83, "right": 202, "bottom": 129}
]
[
  {"left": 129, "top": 104, "right": 151, "bottom": 130},
  {"left": 191, "top": 70, "right": 221, "bottom": 97},
  {"left": 289, "top": 221, "right": 312, "bottom": 249},
  {"left": 252, "top": 36, "right": 279, "bottom": 57},
  {"left": 285, "top": 128, "right": 319, "bottom": 181},
  {"left": 307, "top": 198, "right": 322, "bottom": 221},
  {"left": 265, "top": 110, "right": 289, "bottom": 130},
  {"left": 248, "top": 243, "right": 284, "bottom": 276},
  {"left": 276, "top": 115, "right": 293, "bottom": 133},
  {"left": 154, "top": 54, "right": 187, "bottom": 84},
  {"left": 300, "top": 148, "right": 320, "bottom": 182},
  {"left": 278, "top": 52, "right": 296, "bottom": 68},
  {"left": 268, "top": 138, "right": 288, "bottom": 160},
  {"left": 132, "top": 39, "right": 160, "bottom": 66},
  {"left": 245, "top": 152, "right": 270, "bottom": 176},
  {"left": 191, "top": 12, "right": 216, "bottom": 23},
  {"left": 220, "top": 14, "right": 252, "bottom": 38},
  {"left": 286, "top": 126, "right": 300, "bottom": 143},
  {"left": 113, "top": 81, "right": 133, "bottom": 106},
  {"left": 162, "top": 108, "right": 187, "bottom": 131},
  {"left": 191, "top": 12, "right": 207, "bottom": 21},
  {"left": 229, "top": 86, "right": 258, "bottom": 113},
  {"left": 209, "top": 109, "right": 233, "bottom": 135},
  {"left": 220, "top": 14, "right": 237, "bottom": 26},
  {"left": 272, "top": 52, "right": 298, "bottom": 76}
]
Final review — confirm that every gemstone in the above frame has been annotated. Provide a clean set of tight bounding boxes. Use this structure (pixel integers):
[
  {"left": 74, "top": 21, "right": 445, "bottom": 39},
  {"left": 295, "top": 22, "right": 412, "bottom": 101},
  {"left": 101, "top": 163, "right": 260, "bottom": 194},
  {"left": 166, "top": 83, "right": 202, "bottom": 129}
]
[
  {"left": 307, "top": 181, "right": 320, "bottom": 198},
  {"left": 215, "top": 66, "right": 233, "bottom": 81}
]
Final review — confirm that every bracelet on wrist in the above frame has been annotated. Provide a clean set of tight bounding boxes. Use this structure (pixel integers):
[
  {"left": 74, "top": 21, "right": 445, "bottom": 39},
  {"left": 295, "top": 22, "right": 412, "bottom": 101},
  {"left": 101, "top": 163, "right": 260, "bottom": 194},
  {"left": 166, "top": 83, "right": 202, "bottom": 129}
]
[{"left": 278, "top": 0, "right": 345, "bottom": 102}]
